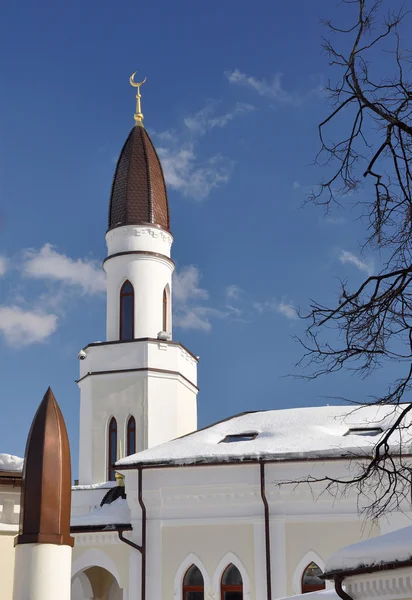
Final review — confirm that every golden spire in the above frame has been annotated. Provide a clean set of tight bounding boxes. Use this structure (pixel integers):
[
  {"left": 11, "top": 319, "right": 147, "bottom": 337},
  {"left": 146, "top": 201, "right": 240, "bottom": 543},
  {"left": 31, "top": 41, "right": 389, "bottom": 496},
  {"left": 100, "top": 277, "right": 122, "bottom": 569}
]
[
  {"left": 129, "top": 71, "right": 147, "bottom": 126},
  {"left": 115, "top": 438, "right": 125, "bottom": 487}
]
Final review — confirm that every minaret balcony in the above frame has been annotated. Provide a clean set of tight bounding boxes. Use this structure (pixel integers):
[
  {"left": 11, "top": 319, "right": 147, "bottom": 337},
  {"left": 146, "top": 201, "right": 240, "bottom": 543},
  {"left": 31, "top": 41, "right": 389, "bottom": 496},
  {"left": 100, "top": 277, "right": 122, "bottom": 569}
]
[{"left": 77, "top": 337, "right": 198, "bottom": 389}]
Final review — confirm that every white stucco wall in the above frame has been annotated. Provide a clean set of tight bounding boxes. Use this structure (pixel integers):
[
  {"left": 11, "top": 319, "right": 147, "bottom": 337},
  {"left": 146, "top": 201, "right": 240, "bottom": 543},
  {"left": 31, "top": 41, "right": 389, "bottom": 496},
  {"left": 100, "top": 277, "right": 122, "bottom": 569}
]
[
  {"left": 104, "top": 225, "right": 174, "bottom": 342},
  {"left": 78, "top": 342, "right": 198, "bottom": 485},
  {"left": 0, "top": 533, "right": 16, "bottom": 600},
  {"left": 161, "top": 524, "right": 255, "bottom": 600}
]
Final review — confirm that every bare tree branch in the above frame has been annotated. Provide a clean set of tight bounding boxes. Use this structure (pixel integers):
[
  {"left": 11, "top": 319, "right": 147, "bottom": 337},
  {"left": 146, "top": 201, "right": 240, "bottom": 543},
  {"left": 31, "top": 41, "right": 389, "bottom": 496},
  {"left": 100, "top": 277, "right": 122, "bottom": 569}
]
[{"left": 296, "top": 0, "right": 412, "bottom": 519}]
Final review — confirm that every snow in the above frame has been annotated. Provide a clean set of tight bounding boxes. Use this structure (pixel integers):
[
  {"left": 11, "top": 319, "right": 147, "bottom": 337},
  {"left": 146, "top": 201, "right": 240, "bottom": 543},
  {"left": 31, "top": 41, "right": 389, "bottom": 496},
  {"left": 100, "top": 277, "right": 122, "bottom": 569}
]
[
  {"left": 325, "top": 525, "right": 412, "bottom": 573},
  {"left": 70, "top": 498, "right": 130, "bottom": 527},
  {"left": 0, "top": 453, "right": 23, "bottom": 472},
  {"left": 116, "top": 404, "right": 412, "bottom": 467},
  {"left": 72, "top": 481, "right": 116, "bottom": 491}
]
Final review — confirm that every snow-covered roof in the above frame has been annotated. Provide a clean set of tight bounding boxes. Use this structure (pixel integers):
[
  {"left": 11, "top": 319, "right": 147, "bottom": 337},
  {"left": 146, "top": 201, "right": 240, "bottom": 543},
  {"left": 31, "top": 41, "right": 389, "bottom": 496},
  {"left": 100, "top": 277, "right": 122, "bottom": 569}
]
[
  {"left": 0, "top": 453, "right": 23, "bottom": 473},
  {"left": 70, "top": 498, "right": 130, "bottom": 528},
  {"left": 72, "top": 481, "right": 116, "bottom": 491},
  {"left": 325, "top": 525, "right": 412, "bottom": 574},
  {"left": 116, "top": 404, "right": 412, "bottom": 468}
]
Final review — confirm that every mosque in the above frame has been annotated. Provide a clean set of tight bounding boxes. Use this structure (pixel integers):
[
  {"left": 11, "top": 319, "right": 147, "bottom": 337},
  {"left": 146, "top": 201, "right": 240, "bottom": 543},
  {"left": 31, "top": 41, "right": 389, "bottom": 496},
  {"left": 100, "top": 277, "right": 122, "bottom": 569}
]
[{"left": 1, "top": 76, "right": 412, "bottom": 600}]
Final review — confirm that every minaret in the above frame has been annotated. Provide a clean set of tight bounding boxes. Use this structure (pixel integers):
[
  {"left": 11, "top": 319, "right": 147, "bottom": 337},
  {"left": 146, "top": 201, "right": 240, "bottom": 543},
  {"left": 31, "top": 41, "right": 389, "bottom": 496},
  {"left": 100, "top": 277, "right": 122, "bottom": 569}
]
[
  {"left": 78, "top": 75, "right": 198, "bottom": 484},
  {"left": 13, "top": 388, "right": 74, "bottom": 600}
]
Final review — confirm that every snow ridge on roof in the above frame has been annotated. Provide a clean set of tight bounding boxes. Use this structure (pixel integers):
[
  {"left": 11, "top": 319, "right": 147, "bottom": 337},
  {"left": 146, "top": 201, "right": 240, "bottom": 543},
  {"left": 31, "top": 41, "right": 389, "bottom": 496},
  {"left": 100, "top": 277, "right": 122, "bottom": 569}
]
[
  {"left": 325, "top": 525, "right": 412, "bottom": 573},
  {"left": 116, "top": 404, "right": 412, "bottom": 468},
  {"left": 0, "top": 453, "right": 23, "bottom": 472},
  {"left": 70, "top": 498, "right": 130, "bottom": 527}
]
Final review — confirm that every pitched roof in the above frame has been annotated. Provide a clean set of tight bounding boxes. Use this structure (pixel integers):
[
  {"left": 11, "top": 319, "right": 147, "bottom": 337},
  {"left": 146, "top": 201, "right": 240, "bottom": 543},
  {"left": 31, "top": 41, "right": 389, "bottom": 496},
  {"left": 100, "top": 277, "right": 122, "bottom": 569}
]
[
  {"left": 324, "top": 524, "right": 412, "bottom": 575},
  {"left": 108, "top": 125, "right": 170, "bottom": 232},
  {"left": 116, "top": 403, "right": 412, "bottom": 468}
]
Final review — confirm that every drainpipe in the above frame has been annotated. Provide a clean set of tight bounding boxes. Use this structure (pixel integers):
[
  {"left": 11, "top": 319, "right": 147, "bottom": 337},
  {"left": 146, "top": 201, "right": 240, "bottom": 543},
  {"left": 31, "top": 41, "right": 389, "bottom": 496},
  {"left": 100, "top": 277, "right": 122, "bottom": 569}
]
[
  {"left": 260, "top": 462, "right": 272, "bottom": 600},
  {"left": 118, "top": 529, "right": 142, "bottom": 552},
  {"left": 138, "top": 467, "right": 147, "bottom": 600},
  {"left": 116, "top": 468, "right": 147, "bottom": 600},
  {"left": 334, "top": 577, "right": 353, "bottom": 600}
]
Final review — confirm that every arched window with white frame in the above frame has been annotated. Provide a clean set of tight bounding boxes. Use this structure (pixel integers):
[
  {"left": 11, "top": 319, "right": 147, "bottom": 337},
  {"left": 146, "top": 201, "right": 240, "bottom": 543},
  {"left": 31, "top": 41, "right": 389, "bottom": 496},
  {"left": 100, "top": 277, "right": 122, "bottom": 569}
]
[
  {"left": 183, "top": 564, "right": 204, "bottom": 600},
  {"left": 107, "top": 417, "right": 117, "bottom": 481},
  {"left": 119, "top": 280, "right": 134, "bottom": 341},
  {"left": 301, "top": 562, "right": 325, "bottom": 594},
  {"left": 163, "top": 285, "right": 169, "bottom": 332},
  {"left": 221, "top": 564, "right": 243, "bottom": 600},
  {"left": 126, "top": 415, "right": 136, "bottom": 456}
]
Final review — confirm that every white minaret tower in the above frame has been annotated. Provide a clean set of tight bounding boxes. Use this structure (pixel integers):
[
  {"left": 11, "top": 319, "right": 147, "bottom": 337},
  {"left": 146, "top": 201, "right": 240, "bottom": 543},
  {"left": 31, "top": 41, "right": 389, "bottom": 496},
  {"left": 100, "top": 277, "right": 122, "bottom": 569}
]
[{"left": 78, "top": 75, "right": 198, "bottom": 484}]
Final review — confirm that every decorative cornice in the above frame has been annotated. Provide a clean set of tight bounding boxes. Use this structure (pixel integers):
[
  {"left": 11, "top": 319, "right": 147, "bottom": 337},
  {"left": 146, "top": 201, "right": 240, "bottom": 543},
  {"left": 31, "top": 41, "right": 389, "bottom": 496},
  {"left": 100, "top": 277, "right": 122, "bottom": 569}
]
[
  {"left": 103, "top": 250, "right": 174, "bottom": 269},
  {"left": 345, "top": 568, "right": 412, "bottom": 600},
  {"left": 83, "top": 338, "right": 199, "bottom": 363},
  {"left": 72, "top": 530, "right": 129, "bottom": 546},
  {"left": 106, "top": 225, "right": 173, "bottom": 247},
  {"left": 76, "top": 366, "right": 198, "bottom": 391}
]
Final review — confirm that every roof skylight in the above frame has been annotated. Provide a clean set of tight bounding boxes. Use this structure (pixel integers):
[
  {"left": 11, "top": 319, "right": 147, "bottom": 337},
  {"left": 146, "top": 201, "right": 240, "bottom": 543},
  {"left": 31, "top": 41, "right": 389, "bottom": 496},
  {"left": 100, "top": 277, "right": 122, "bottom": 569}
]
[
  {"left": 344, "top": 427, "right": 383, "bottom": 437},
  {"left": 220, "top": 432, "right": 258, "bottom": 443}
]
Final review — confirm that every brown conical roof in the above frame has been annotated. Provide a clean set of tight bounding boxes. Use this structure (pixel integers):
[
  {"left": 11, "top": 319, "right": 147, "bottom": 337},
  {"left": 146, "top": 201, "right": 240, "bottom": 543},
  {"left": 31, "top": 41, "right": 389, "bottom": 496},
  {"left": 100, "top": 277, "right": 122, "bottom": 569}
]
[
  {"left": 16, "top": 387, "right": 74, "bottom": 547},
  {"left": 108, "top": 124, "right": 170, "bottom": 232}
]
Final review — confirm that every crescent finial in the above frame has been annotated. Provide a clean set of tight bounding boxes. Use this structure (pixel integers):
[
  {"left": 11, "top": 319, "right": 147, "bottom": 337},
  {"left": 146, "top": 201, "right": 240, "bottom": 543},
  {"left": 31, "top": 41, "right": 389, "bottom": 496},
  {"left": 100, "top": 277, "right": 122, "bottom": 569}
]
[
  {"left": 130, "top": 71, "right": 147, "bottom": 88},
  {"left": 129, "top": 71, "right": 147, "bottom": 126}
]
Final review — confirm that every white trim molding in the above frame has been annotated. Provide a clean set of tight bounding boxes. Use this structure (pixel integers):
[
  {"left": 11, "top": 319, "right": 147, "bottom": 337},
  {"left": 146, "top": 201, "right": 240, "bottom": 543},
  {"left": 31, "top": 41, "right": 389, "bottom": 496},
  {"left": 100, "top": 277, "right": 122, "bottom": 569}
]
[
  {"left": 346, "top": 568, "right": 412, "bottom": 600},
  {"left": 174, "top": 553, "right": 210, "bottom": 600},
  {"left": 292, "top": 550, "right": 325, "bottom": 595},
  {"left": 71, "top": 548, "right": 121, "bottom": 588},
  {"left": 212, "top": 552, "right": 251, "bottom": 600},
  {"left": 71, "top": 571, "right": 93, "bottom": 599}
]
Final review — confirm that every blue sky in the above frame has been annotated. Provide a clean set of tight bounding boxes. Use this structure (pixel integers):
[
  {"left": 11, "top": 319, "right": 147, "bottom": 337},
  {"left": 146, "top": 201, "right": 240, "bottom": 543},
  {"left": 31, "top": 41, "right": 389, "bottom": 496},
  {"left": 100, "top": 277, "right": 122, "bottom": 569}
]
[{"left": 0, "top": 0, "right": 402, "bottom": 477}]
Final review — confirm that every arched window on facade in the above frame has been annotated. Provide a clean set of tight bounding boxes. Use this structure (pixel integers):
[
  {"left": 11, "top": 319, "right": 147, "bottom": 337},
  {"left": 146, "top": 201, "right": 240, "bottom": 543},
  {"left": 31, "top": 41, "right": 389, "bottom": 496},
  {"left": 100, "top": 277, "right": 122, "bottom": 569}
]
[
  {"left": 163, "top": 286, "right": 168, "bottom": 332},
  {"left": 183, "top": 564, "right": 204, "bottom": 600},
  {"left": 120, "top": 280, "right": 134, "bottom": 341},
  {"left": 221, "top": 564, "right": 243, "bottom": 600},
  {"left": 108, "top": 417, "right": 117, "bottom": 482},
  {"left": 301, "top": 563, "right": 325, "bottom": 594},
  {"left": 127, "top": 416, "right": 136, "bottom": 456}
]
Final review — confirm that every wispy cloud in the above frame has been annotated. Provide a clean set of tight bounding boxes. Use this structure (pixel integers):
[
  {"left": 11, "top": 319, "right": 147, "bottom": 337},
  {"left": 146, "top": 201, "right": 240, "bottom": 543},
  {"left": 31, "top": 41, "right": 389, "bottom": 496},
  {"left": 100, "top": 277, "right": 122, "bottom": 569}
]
[
  {"left": 339, "top": 250, "right": 373, "bottom": 276},
  {"left": 173, "top": 265, "right": 228, "bottom": 331},
  {"left": 155, "top": 99, "right": 253, "bottom": 200},
  {"left": 173, "top": 265, "right": 209, "bottom": 304},
  {"left": 226, "top": 284, "right": 244, "bottom": 301},
  {"left": 22, "top": 244, "right": 106, "bottom": 294},
  {"left": 323, "top": 216, "right": 346, "bottom": 225},
  {"left": 184, "top": 102, "right": 254, "bottom": 135},
  {"left": 0, "top": 306, "right": 57, "bottom": 347},
  {"left": 226, "top": 69, "right": 322, "bottom": 106},
  {"left": 0, "top": 256, "right": 7, "bottom": 277},
  {"left": 276, "top": 302, "right": 298, "bottom": 320},
  {"left": 254, "top": 299, "right": 298, "bottom": 320},
  {"left": 158, "top": 146, "right": 233, "bottom": 200}
]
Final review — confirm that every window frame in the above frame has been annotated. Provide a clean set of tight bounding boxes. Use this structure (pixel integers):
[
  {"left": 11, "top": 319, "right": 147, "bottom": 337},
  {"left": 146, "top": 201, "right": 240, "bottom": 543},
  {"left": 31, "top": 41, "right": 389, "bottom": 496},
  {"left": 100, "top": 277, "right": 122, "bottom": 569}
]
[
  {"left": 221, "top": 564, "right": 243, "bottom": 599},
  {"left": 183, "top": 564, "right": 204, "bottom": 600},
  {"left": 163, "top": 286, "right": 168, "bottom": 332},
  {"left": 108, "top": 417, "right": 117, "bottom": 482},
  {"left": 127, "top": 415, "right": 136, "bottom": 456},
  {"left": 119, "top": 280, "right": 135, "bottom": 341},
  {"left": 301, "top": 562, "right": 325, "bottom": 594}
]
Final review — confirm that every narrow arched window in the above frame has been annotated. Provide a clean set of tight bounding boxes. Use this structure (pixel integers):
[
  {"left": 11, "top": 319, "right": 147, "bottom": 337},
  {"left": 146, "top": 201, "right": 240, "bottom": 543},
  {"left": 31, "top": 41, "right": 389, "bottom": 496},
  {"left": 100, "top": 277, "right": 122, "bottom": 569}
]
[
  {"left": 108, "top": 417, "right": 117, "bottom": 481},
  {"left": 163, "top": 287, "right": 168, "bottom": 332},
  {"left": 221, "top": 564, "right": 243, "bottom": 600},
  {"left": 127, "top": 416, "right": 136, "bottom": 456},
  {"left": 120, "top": 280, "right": 134, "bottom": 341},
  {"left": 301, "top": 563, "right": 325, "bottom": 594},
  {"left": 183, "top": 564, "right": 204, "bottom": 600}
]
